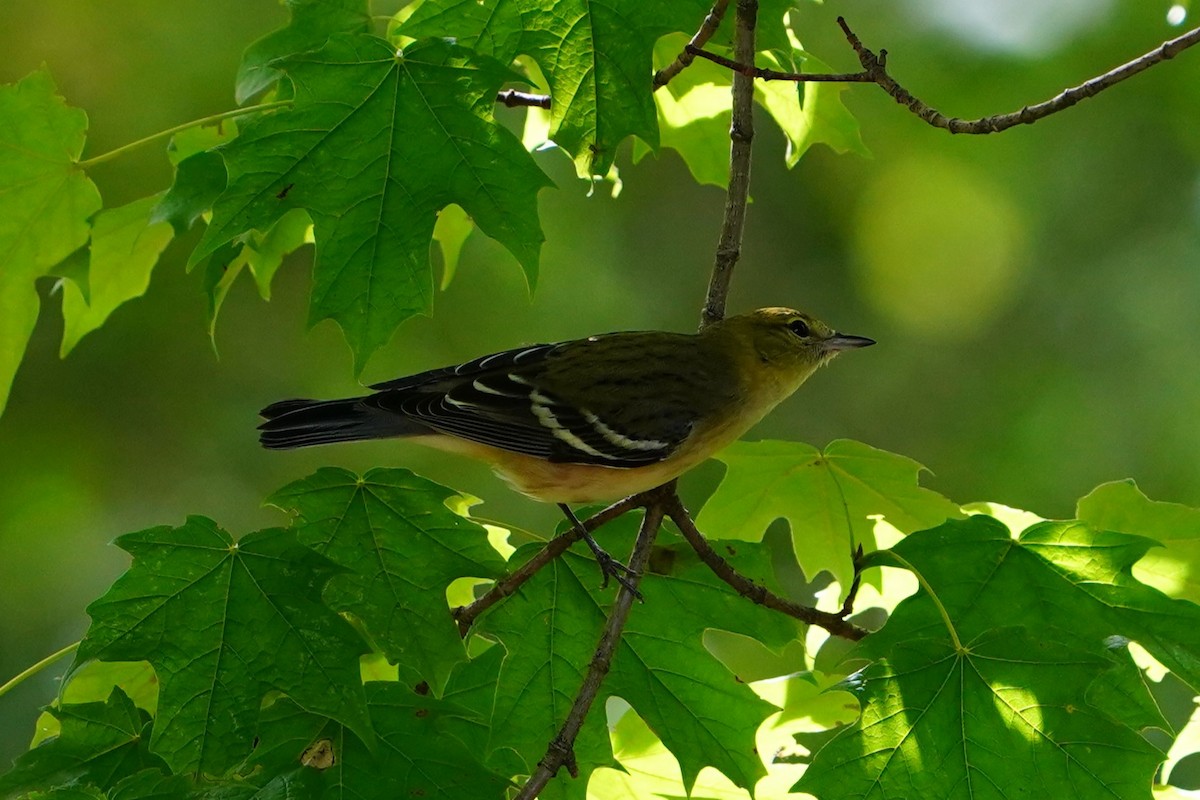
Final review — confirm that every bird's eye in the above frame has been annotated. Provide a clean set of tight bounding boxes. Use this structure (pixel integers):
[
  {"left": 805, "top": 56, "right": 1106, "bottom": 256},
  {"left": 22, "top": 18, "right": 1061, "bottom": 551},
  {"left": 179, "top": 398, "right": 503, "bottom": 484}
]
[{"left": 788, "top": 319, "right": 811, "bottom": 338}]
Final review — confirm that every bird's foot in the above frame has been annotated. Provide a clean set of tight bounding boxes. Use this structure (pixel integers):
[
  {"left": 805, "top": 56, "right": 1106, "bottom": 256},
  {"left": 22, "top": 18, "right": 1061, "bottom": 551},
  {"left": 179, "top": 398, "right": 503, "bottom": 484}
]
[{"left": 590, "top": 546, "right": 643, "bottom": 600}]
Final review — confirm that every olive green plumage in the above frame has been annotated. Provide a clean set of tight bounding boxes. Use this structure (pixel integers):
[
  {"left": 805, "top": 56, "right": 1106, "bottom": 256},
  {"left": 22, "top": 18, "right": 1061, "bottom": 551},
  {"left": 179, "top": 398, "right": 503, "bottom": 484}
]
[{"left": 259, "top": 307, "right": 873, "bottom": 503}]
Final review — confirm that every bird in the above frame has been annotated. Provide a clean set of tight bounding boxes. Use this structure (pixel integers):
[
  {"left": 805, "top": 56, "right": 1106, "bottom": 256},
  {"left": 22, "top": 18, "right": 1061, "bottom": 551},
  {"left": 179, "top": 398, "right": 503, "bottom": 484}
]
[{"left": 258, "top": 307, "right": 874, "bottom": 588}]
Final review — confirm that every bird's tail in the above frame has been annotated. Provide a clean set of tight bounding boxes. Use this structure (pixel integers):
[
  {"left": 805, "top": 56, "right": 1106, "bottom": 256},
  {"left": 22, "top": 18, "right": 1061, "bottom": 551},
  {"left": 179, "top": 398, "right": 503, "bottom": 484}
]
[{"left": 258, "top": 397, "right": 426, "bottom": 449}]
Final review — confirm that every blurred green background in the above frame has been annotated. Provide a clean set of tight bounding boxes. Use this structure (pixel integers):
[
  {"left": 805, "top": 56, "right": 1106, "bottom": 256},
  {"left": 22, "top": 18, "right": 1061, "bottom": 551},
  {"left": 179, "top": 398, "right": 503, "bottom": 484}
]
[{"left": 2, "top": 0, "right": 1199, "bottom": 767}]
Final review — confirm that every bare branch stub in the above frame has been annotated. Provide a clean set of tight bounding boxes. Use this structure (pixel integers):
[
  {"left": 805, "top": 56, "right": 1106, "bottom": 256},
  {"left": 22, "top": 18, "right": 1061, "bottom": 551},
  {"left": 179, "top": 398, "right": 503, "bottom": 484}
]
[
  {"left": 514, "top": 488, "right": 671, "bottom": 800},
  {"left": 496, "top": 88, "right": 552, "bottom": 109}
]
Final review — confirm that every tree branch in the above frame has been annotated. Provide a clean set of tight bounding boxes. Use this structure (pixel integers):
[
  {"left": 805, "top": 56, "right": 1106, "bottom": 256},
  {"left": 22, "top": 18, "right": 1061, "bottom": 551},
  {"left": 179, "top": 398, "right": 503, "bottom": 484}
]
[
  {"left": 496, "top": 89, "right": 552, "bottom": 109},
  {"left": 686, "top": 44, "right": 873, "bottom": 83},
  {"left": 453, "top": 494, "right": 645, "bottom": 636},
  {"left": 663, "top": 494, "right": 868, "bottom": 641},
  {"left": 653, "top": 0, "right": 731, "bottom": 89},
  {"left": 514, "top": 493, "right": 668, "bottom": 799},
  {"left": 838, "top": 16, "right": 1200, "bottom": 134},
  {"left": 700, "top": 0, "right": 758, "bottom": 329}
]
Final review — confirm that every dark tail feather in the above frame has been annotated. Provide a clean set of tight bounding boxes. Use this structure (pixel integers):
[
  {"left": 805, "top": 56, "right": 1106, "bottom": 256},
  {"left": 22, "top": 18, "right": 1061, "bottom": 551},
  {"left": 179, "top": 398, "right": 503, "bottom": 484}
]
[{"left": 257, "top": 397, "right": 426, "bottom": 449}]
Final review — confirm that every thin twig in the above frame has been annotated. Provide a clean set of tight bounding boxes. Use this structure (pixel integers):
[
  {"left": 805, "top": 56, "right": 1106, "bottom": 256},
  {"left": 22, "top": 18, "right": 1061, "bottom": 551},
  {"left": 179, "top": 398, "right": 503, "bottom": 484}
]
[
  {"left": 75, "top": 101, "right": 291, "bottom": 169},
  {"left": 686, "top": 45, "right": 872, "bottom": 83},
  {"left": 496, "top": 89, "right": 552, "bottom": 109},
  {"left": 700, "top": 0, "right": 758, "bottom": 329},
  {"left": 664, "top": 495, "right": 868, "bottom": 641},
  {"left": 453, "top": 494, "right": 645, "bottom": 636},
  {"left": 836, "top": 16, "right": 1200, "bottom": 134},
  {"left": 654, "top": 0, "right": 732, "bottom": 89},
  {"left": 0, "top": 641, "right": 80, "bottom": 699},
  {"left": 515, "top": 494, "right": 667, "bottom": 799}
]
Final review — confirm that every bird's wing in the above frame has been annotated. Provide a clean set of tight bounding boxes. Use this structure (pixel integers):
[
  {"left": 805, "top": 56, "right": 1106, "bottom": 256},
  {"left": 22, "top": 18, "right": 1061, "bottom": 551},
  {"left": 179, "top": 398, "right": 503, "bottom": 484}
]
[
  {"left": 366, "top": 343, "right": 694, "bottom": 468},
  {"left": 368, "top": 343, "right": 563, "bottom": 392}
]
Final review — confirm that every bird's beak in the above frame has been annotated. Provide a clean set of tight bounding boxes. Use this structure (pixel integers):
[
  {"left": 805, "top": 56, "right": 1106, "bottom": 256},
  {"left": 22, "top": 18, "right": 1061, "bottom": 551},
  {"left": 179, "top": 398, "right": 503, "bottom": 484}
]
[{"left": 822, "top": 333, "right": 876, "bottom": 352}]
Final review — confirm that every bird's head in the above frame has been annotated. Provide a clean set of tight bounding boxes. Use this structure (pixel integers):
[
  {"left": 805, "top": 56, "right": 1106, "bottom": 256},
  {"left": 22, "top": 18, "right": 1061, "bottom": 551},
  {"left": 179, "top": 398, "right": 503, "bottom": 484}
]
[{"left": 714, "top": 307, "right": 875, "bottom": 381}]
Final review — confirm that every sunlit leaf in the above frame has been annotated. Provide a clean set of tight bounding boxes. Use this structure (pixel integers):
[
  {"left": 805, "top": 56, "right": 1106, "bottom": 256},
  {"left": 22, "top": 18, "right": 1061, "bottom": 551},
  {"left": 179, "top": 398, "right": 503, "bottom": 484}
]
[
  {"left": 698, "top": 439, "right": 959, "bottom": 592},
  {"left": 1078, "top": 480, "right": 1200, "bottom": 604},
  {"left": 0, "top": 68, "right": 102, "bottom": 413},
  {"left": 400, "top": 0, "right": 713, "bottom": 175},
  {"left": 433, "top": 203, "right": 473, "bottom": 290},
  {"left": 799, "top": 516, "right": 1178, "bottom": 799},
  {"left": 235, "top": 0, "right": 372, "bottom": 103},
  {"left": 60, "top": 196, "right": 174, "bottom": 356}
]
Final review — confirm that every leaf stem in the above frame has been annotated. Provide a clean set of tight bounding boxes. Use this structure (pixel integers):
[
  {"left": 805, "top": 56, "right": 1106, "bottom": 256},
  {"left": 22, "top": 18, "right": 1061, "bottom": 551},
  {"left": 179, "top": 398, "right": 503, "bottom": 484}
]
[
  {"left": 75, "top": 101, "right": 292, "bottom": 169},
  {"left": 0, "top": 641, "right": 80, "bottom": 700},
  {"left": 883, "top": 551, "right": 964, "bottom": 652}
]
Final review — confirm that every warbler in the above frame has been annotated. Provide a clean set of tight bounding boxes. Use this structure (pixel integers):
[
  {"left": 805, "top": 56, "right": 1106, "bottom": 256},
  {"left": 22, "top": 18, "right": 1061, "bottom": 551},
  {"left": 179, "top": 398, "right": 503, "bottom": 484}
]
[{"left": 259, "top": 307, "right": 873, "bottom": 503}]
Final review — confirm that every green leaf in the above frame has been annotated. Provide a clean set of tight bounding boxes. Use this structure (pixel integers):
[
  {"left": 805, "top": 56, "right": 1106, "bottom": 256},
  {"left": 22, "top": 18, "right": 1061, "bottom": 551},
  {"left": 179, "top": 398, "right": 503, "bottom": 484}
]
[
  {"left": 106, "top": 770, "right": 190, "bottom": 800},
  {"left": 480, "top": 515, "right": 797, "bottom": 794},
  {"left": 268, "top": 467, "right": 506, "bottom": 691},
  {"left": 697, "top": 439, "right": 959, "bottom": 591},
  {"left": 200, "top": 209, "right": 312, "bottom": 342},
  {"left": 243, "top": 206, "right": 311, "bottom": 300},
  {"left": 868, "top": 516, "right": 1200, "bottom": 691},
  {"left": 77, "top": 518, "right": 372, "bottom": 777},
  {"left": 0, "top": 689, "right": 166, "bottom": 800},
  {"left": 756, "top": 45, "right": 868, "bottom": 167},
  {"left": 432, "top": 204, "right": 473, "bottom": 290},
  {"left": 800, "top": 515, "right": 1200, "bottom": 798},
  {"left": 152, "top": 121, "right": 238, "bottom": 235},
  {"left": 400, "top": 0, "right": 713, "bottom": 175},
  {"left": 152, "top": 150, "right": 226, "bottom": 235},
  {"left": 59, "top": 196, "right": 174, "bottom": 356},
  {"left": 236, "top": 0, "right": 372, "bottom": 103},
  {"left": 641, "top": 31, "right": 866, "bottom": 189},
  {"left": 797, "top": 628, "right": 1163, "bottom": 800},
  {"left": 248, "top": 683, "right": 511, "bottom": 800},
  {"left": 194, "top": 35, "right": 551, "bottom": 372},
  {"left": 1162, "top": 698, "right": 1200, "bottom": 788},
  {"left": 0, "top": 68, "right": 102, "bottom": 414},
  {"left": 1078, "top": 480, "right": 1200, "bottom": 604},
  {"left": 32, "top": 661, "right": 160, "bottom": 747}
]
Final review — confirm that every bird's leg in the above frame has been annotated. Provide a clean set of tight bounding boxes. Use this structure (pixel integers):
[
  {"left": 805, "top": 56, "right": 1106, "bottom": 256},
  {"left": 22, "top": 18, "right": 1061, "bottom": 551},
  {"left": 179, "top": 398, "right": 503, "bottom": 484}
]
[{"left": 558, "top": 503, "right": 642, "bottom": 599}]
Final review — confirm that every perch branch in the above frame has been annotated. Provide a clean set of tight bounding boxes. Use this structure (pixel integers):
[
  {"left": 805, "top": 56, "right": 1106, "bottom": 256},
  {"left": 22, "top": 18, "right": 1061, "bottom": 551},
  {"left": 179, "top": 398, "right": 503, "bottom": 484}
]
[
  {"left": 664, "top": 494, "right": 868, "bottom": 641},
  {"left": 653, "top": 0, "right": 732, "bottom": 89},
  {"left": 700, "top": 0, "right": 758, "bottom": 329},
  {"left": 514, "top": 492, "right": 668, "bottom": 799},
  {"left": 453, "top": 494, "right": 645, "bottom": 636}
]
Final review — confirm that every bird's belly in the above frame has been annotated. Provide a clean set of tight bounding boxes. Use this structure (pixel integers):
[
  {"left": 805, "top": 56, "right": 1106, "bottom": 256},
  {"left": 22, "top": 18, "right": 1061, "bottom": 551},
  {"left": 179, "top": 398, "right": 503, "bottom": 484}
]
[{"left": 409, "top": 411, "right": 755, "bottom": 504}]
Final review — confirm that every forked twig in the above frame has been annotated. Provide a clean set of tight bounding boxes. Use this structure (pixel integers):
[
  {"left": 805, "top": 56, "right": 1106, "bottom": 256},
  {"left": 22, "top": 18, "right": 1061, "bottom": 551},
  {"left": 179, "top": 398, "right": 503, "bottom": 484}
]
[
  {"left": 453, "top": 494, "right": 645, "bottom": 636},
  {"left": 514, "top": 493, "right": 669, "bottom": 799}
]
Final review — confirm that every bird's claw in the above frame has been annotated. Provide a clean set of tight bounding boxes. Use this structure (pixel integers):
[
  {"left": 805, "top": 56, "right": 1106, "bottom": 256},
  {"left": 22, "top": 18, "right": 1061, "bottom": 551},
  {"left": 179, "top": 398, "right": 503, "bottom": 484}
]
[{"left": 594, "top": 550, "right": 643, "bottom": 600}]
